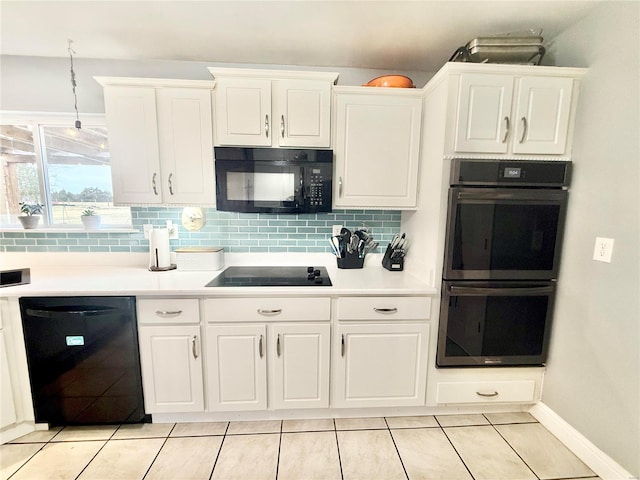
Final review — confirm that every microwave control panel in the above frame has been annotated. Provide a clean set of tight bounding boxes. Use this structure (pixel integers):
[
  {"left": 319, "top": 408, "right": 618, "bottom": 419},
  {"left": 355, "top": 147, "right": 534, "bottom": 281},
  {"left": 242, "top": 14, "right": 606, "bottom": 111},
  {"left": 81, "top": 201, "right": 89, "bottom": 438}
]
[{"left": 304, "top": 166, "right": 332, "bottom": 212}]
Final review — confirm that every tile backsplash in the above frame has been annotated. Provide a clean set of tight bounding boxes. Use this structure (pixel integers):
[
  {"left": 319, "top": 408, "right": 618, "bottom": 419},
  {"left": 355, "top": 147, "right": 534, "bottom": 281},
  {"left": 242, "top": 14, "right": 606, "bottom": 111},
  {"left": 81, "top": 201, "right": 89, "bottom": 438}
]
[{"left": 0, "top": 207, "right": 401, "bottom": 254}]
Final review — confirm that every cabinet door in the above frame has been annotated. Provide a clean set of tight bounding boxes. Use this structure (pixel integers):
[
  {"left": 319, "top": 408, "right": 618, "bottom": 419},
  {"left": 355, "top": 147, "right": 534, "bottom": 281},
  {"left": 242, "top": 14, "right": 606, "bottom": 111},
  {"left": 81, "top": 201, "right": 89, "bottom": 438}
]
[
  {"left": 334, "top": 93, "right": 422, "bottom": 208},
  {"left": 269, "top": 323, "right": 330, "bottom": 409},
  {"left": 454, "top": 74, "right": 514, "bottom": 153},
  {"left": 156, "top": 88, "right": 215, "bottom": 204},
  {"left": 103, "top": 86, "right": 162, "bottom": 203},
  {"left": 214, "top": 78, "right": 271, "bottom": 146},
  {"left": 206, "top": 324, "right": 267, "bottom": 411},
  {"left": 512, "top": 76, "right": 574, "bottom": 154},
  {"left": 0, "top": 331, "right": 17, "bottom": 428},
  {"left": 333, "top": 323, "right": 429, "bottom": 408},
  {"left": 138, "top": 325, "right": 204, "bottom": 413},
  {"left": 274, "top": 80, "right": 332, "bottom": 147}
]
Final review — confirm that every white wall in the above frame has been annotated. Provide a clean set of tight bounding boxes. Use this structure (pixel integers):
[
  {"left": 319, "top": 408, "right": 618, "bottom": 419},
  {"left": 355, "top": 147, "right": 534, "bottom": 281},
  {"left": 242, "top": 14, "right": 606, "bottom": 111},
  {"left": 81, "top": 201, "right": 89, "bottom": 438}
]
[
  {"left": 542, "top": 2, "right": 639, "bottom": 475},
  {"left": 0, "top": 55, "right": 434, "bottom": 113}
]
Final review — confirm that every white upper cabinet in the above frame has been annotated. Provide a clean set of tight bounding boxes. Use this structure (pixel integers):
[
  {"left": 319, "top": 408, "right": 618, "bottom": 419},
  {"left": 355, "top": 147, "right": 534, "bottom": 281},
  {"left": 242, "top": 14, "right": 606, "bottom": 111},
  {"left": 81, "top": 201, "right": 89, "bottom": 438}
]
[
  {"left": 213, "top": 77, "right": 272, "bottom": 146},
  {"left": 102, "top": 85, "right": 161, "bottom": 204},
  {"left": 156, "top": 88, "right": 215, "bottom": 203},
  {"left": 454, "top": 74, "right": 514, "bottom": 153},
  {"left": 333, "top": 88, "right": 422, "bottom": 209},
  {"left": 511, "top": 76, "right": 574, "bottom": 154},
  {"left": 96, "top": 77, "right": 216, "bottom": 205},
  {"left": 209, "top": 68, "right": 338, "bottom": 148},
  {"left": 454, "top": 73, "right": 574, "bottom": 155},
  {"left": 442, "top": 64, "right": 585, "bottom": 158}
]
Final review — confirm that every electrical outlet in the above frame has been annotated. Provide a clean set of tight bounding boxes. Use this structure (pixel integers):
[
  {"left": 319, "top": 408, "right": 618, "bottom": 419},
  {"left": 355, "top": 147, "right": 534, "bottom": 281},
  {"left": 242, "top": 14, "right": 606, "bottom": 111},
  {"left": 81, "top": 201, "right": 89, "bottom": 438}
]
[
  {"left": 593, "top": 237, "right": 614, "bottom": 263},
  {"left": 332, "top": 224, "right": 343, "bottom": 236},
  {"left": 143, "top": 224, "right": 153, "bottom": 239}
]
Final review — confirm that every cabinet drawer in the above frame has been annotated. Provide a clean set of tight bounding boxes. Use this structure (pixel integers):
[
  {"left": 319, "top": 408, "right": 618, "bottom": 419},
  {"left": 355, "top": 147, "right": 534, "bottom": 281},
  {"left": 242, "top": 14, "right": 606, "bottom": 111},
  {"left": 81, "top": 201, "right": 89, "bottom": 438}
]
[
  {"left": 138, "top": 299, "right": 200, "bottom": 325},
  {"left": 337, "top": 296, "right": 430, "bottom": 321},
  {"left": 205, "top": 297, "right": 331, "bottom": 322},
  {"left": 436, "top": 380, "right": 536, "bottom": 405}
]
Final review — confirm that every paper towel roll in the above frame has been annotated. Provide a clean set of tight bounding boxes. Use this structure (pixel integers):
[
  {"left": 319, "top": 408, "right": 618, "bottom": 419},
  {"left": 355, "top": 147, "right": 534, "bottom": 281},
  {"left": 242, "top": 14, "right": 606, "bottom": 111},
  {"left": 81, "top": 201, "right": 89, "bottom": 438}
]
[{"left": 149, "top": 228, "right": 171, "bottom": 268}]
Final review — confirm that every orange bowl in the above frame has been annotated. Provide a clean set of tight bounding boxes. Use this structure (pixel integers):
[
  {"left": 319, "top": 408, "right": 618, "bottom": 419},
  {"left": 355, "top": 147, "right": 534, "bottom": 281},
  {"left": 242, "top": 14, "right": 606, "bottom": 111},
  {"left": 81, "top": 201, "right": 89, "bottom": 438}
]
[{"left": 363, "top": 75, "right": 415, "bottom": 88}]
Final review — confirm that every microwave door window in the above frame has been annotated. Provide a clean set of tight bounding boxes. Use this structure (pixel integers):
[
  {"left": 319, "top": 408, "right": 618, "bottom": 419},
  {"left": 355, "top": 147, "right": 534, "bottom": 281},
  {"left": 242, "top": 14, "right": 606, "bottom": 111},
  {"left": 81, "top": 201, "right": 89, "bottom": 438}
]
[
  {"left": 227, "top": 172, "right": 253, "bottom": 201},
  {"left": 253, "top": 172, "right": 295, "bottom": 204},
  {"left": 226, "top": 171, "right": 296, "bottom": 205}
]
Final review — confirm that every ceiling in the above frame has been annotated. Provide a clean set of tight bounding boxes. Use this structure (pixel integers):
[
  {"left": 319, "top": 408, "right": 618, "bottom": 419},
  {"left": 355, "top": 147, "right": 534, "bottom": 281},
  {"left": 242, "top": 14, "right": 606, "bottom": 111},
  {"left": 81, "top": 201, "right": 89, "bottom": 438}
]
[{"left": 0, "top": 1, "right": 602, "bottom": 73}]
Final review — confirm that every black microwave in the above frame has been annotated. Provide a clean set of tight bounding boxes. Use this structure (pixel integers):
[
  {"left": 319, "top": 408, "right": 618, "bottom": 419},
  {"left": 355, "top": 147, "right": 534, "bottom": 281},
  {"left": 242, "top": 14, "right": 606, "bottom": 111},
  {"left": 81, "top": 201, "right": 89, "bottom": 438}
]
[{"left": 214, "top": 147, "right": 333, "bottom": 214}]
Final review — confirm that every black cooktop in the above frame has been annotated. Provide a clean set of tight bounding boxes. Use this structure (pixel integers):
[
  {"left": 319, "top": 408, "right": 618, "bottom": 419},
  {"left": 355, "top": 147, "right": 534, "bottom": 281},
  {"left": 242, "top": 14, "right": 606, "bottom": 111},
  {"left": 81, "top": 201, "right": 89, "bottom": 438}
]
[{"left": 205, "top": 266, "right": 332, "bottom": 287}]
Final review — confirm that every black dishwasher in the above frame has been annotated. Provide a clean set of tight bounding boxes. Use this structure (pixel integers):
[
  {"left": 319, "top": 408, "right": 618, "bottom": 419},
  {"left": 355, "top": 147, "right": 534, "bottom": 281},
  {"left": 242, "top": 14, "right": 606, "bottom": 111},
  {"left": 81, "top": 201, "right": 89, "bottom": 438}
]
[{"left": 19, "top": 296, "right": 147, "bottom": 426}]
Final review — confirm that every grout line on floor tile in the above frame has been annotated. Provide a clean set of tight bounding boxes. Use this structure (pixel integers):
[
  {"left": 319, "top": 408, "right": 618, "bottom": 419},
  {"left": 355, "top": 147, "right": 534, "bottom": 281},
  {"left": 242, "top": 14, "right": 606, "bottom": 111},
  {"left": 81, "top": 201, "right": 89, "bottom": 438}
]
[
  {"left": 385, "top": 418, "right": 410, "bottom": 480},
  {"left": 4, "top": 443, "right": 47, "bottom": 479},
  {"left": 208, "top": 427, "right": 229, "bottom": 480},
  {"left": 440, "top": 426, "right": 478, "bottom": 480},
  {"left": 482, "top": 412, "right": 540, "bottom": 426},
  {"left": 332, "top": 418, "right": 345, "bottom": 480},
  {"left": 70, "top": 439, "right": 110, "bottom": 480},
  {"left": 275, "top": 421, "right": 283, "bottom": 480},
  {"left": 141, "top": 434, "right": 171, "bottom": 480},
  {"left": 491, "top": 424, "right": 541, "bottom": 480},
  {"left": 48, "top": 427, "right": 63, "bottom": 443}
]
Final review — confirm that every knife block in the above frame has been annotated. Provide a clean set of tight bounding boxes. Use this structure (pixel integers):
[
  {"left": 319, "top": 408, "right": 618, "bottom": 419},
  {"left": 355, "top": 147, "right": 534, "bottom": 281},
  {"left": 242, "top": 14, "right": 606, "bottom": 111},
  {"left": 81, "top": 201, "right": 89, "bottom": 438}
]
[
  {"left": 382, "top": 244, "right": 404, "bottom": 271},
  {"left": 337, "top": 252, "right": 364, "bottom": 269}
]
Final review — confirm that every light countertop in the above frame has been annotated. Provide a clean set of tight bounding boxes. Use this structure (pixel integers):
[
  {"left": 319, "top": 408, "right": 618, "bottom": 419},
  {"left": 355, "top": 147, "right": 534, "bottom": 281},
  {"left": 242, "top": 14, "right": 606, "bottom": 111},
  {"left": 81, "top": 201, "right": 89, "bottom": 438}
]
[{"left": 1, "top": 253, "right": 437, "bottom": 297}]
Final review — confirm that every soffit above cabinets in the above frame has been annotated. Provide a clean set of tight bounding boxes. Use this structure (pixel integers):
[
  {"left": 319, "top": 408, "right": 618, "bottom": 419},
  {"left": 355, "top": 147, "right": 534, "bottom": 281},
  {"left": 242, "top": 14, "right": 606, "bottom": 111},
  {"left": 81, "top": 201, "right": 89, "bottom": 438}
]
[{"left": 0, "top": 1, "right": 603, "bottom": 72}]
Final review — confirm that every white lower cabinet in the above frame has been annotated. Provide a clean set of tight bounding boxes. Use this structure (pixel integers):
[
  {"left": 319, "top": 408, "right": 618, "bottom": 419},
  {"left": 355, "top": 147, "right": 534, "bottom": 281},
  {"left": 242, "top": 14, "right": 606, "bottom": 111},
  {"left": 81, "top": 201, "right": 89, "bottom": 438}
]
[
  {"left": 137, "top": 299, "right": 204, "bottom": 414},
  {"left": 333, "top": 323, "right": 429, "bottom": 408},
  {"left": 206, "top": 324, "right": 267, "bottom": 411},
  {"left": 436, "top": 380, "right": 536, "bottom": 404},
  {"left": 427, "top": 367, "right": 544, "bottom": 406},
  {"left": 204, "top": 298, "right": 331, "bottom": 411},
  {"left": 333, "top": 296, "right": 431, "bottom": 408},
  {"left": 269, "top": 323, "right": 330, "bottom": 409}
]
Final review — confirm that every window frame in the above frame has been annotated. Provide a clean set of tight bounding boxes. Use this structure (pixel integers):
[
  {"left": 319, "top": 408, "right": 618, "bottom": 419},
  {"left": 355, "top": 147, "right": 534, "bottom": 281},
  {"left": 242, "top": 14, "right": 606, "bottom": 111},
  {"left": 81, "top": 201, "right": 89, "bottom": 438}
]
[{"left": 1, "top": 111, "right": 133, "bottom": 230}]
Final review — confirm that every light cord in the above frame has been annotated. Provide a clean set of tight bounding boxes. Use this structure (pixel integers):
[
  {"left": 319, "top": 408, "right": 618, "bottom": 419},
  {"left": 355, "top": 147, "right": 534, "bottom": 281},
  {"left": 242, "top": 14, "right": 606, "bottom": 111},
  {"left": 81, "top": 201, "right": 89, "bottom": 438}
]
[{"left": 68, "top": 39, "right": 81, "bottom": 129}]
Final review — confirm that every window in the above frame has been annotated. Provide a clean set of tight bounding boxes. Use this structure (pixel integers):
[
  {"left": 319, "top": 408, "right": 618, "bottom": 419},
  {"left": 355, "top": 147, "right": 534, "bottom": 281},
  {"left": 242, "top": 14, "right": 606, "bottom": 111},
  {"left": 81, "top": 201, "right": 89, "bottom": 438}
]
[{"left": 0, "top": 114, "right": 131, "bottom": 227}]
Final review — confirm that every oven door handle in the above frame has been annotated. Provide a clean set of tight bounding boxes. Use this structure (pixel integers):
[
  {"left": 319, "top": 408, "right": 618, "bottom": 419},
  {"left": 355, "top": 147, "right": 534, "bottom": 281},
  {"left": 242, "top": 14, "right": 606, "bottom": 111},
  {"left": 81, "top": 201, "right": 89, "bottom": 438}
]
[
  {"left": 449, "top": 285, "right": 555, "bottom": 296},
  {"left": 456, "top": 191, "right": 566, "bottom": 201}
]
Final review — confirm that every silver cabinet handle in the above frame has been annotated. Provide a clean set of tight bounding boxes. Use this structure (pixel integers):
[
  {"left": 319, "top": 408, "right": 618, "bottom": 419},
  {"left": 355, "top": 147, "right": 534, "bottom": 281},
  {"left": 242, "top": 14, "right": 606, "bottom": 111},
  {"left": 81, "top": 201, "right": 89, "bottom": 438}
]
[
  {"left": 192, "top": 335, "right": 198, "bottom": 359},
  {"left": 155, "top": 310, "right": 183, "bottom": 317},
  {"left": 257, "top": 308, "right": 282, "bottom": 316},
  {"left": 280, "top": 115, "right": 285, "bottom": 138},
  {"left": 476, "top": 391, "right": 499, "bottom": 398},
  {"left": 152, "top": 173, "right": 158, "bottom": 195},
  {"left": 519, "top": 117, "right": 528, "bottom": 143},
  {"left": 276, "top": 334, "right": 281, "bottom": 357},
  {"left": 502, "top": 116, "right": 510, "bottom": 143},
  {"left": 258, "top": 334, "right": 264, "bottom": 358},
  {"left": 265, "top": 114, "right": 269, "bottom": 138},
  {"left": 168, "top": 173, "right": 174, "bottom": 195},
  {"left": 373, "top": 307, "right": 398, "bottom": 314},
  {"left": 341, "top": 334, "right": 345, "bottom": 357},
  {"left": 339, "top": 177, "right": 343, "bottom": 197}
]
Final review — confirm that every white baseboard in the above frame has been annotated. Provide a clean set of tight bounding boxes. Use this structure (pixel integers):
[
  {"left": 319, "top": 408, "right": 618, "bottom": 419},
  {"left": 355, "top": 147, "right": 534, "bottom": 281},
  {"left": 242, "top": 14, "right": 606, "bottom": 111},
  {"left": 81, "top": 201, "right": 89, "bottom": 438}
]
[{"left": 529, "top": 402, "right": 635, "bottom": 480}]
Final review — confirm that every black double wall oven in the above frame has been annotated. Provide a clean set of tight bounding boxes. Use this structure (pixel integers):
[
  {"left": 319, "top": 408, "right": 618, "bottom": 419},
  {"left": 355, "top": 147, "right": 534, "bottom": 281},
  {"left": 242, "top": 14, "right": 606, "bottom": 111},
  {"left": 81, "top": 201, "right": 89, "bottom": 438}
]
[{"left": 437, "top": 159, "right": 571, "bottom": 367}]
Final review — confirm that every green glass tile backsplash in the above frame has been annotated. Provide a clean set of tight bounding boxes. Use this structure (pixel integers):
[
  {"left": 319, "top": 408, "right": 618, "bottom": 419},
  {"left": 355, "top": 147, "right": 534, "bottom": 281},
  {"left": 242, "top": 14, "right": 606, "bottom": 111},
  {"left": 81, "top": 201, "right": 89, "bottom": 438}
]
[{"left": 0, "top": 207, "right": 402, "bottom": 253}]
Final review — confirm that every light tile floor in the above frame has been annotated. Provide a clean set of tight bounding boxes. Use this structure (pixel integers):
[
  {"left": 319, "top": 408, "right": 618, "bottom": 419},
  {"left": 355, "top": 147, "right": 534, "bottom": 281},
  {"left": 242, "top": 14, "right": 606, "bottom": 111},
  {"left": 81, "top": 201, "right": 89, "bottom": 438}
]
[{"left": 1, "top": 413, "right": 600, "bottom": 480}]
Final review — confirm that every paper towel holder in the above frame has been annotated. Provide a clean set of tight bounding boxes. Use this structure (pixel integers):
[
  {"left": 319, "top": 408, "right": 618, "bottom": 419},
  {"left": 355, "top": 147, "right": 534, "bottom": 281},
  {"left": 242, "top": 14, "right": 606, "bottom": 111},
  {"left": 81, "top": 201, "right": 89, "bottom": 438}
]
[
  {"left": 149, "top": 264, "right": 177, "bottom": 272},
  {"left": 148, "top": 227, "right": 177, "bottom": 272}
]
